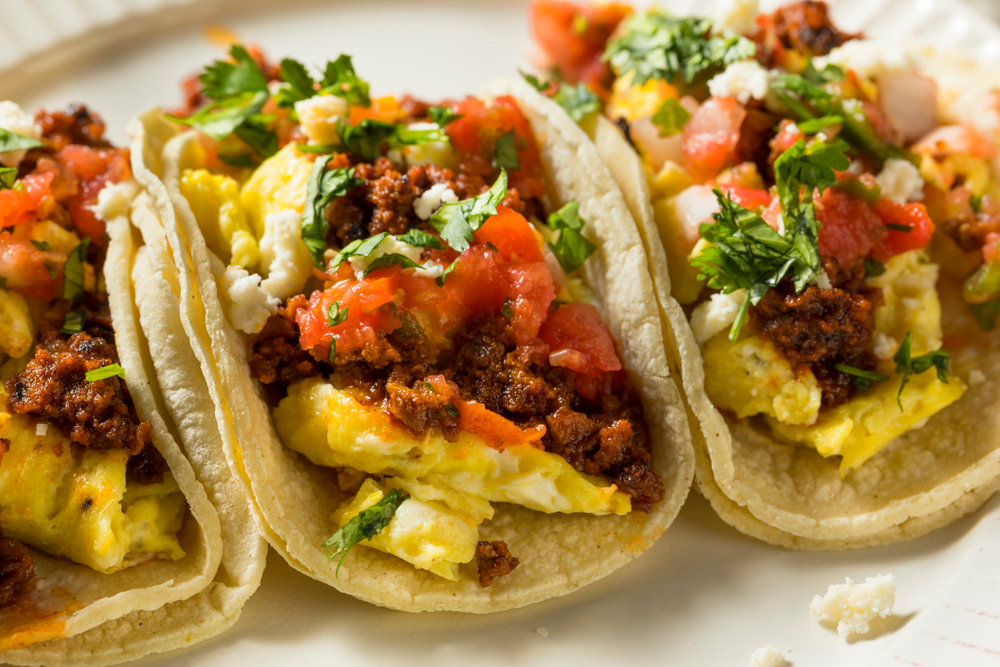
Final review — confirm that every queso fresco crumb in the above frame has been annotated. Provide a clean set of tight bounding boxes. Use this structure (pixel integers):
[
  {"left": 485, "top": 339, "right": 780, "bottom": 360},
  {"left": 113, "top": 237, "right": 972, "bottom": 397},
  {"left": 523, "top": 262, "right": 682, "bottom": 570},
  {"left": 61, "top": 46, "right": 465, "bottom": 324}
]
[{"left": 810, "top": 574, "right": 896, "bottom": 637}]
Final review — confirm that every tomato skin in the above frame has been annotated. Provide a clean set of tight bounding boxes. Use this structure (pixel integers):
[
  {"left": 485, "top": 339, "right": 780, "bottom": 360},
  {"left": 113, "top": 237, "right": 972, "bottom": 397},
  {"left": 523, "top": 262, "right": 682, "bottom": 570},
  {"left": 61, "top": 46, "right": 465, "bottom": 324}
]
[
  {"left": 769, "top": 119, "right": 804, "bottom": 160},
  {"left": 871, "top": 200, "right": 935, "bottom": 262},
  {"left": 296, "top": 268, "right": 402, "bottom": 360},
  {"left": 472, "top": 206, "right": 544, "bottom": 263},
  {"left": 0, "top": 225, "right": 59, "bottom": 301},
  {"left": 56, "top": 145, "right": 132, "bottom": 244},
  {"left": 530, "top": 0, "right": 631, "bottom": 94},
  {"left": 815, "top": 187, "right": 886, "bottom": 266},
  {"left": 720, "top": 185, "right": 773, "bottom": 212},
  {"left": 445, "top": 96, "right": 546, "bottom": 200},
  {"left": 539, "top": 302, "right": 622, "bottom": 375},
  {"left": 683, "top": 97, "right": 747, "bottom": 177}
]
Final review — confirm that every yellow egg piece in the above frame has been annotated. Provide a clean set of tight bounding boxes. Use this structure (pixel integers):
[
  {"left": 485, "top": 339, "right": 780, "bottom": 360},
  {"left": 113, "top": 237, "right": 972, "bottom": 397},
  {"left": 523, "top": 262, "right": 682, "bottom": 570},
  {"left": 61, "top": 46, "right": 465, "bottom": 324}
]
[
  {"left": 605, "top": 73, "right": 677, "bottom": 123},
  {"left": 180, "top": 168, "right": 261, "bottom": 270},
  {"left": 0, "top": 288, "right": 34, "bottom": 359},
  {"left": 240, "top": 142, "right": 315, "bottom": 238}
]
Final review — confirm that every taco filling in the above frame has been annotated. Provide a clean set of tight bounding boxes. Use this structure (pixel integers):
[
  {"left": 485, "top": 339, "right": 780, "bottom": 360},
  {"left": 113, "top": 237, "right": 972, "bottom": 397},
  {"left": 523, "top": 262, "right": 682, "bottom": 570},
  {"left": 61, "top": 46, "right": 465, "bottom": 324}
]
[
  {"left": 0, "top": 104, "right": 186, "bottom": 607},
  {"left": 529, "top": 0, "right": 1000, "bottom": 473},
  {"left": 168, "top": 46, "right": 664, "bottom": 585}
]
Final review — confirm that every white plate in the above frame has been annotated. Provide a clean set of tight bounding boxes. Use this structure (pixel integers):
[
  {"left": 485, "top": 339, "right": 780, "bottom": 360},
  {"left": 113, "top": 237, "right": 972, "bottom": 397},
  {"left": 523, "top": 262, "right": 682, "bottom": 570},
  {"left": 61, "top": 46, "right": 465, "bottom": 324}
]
[{"left": 3, "top": 1, "right": 1000, "bottom": 666}]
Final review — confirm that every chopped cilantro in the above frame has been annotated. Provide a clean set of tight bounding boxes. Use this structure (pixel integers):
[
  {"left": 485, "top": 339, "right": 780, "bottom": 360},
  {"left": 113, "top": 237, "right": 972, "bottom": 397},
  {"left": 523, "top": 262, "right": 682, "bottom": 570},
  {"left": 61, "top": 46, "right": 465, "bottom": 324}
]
[
  {"left": 59, "top": 309, "right": 86, "bottom": 335},
  {"left": 327, "top": 301, "right": 348, "bottom": 327},
  {"left": 337, "top": 119, "right": 449, "bottom": 161},
  {"left": 328, "top": 339, "right": 337, "bottom": 363},
  {"left": 233, "top": 112, "right": 279, "bottom": 158},
  {"left": 547, "top": 201, "right": 596, "bottom": 273},
  {"left": 328, "top": 232, "right": 389, "bottom": 272},
  {"left": 396, "top": 229, "right": 444, "bottom": 250},
  {"left": 275, "top": 58, "right": 316, "bottom": 108},
  {"left": 492, "top": 129, "right": 520, "bottom": 170},
  {"left": 520, "top": 69, "right": 550, "bottom": 92},
  {"left": 429, "top": 170, "right": 508, "bottom": 253},
  {"left": 863, "top": 258, "right": 886, "bottom": 278},
  {"left": 322, "top": 488, "right": 408, "bottom": 575},
  {"left": 970, "top": 298, "right": 1000, "bottom": 331},
  {"left": 796, "top": 115, "right": 843, "bottom": 135},
  {"left": 86, "top": 363, "right": 125, "bottom": 382},
  {"left": 893, "top": 331, "right": 951, "bottom": 410},
  {"left": 428, "top": 106, "right": 462, "bottom": 127},
  {"left": 199, "top": 44, "right": 268, "bottom": 99},
  {"left": 834, "top": 363, "right": 888, "bottom": 392},
  {"left": 501, "top": 297, "right": 514, "bottom": 321},
  {"left": 319, "top": 55, "right": 371, "bottom": 107},
  {"left": 436, "top": 258, "right": 460, "bottom": 287},
  {"left": 886, "top": 223, "right": 912, "bottom": 233},
  {"left": 552, "top": 83, "right": 601, "bottom": 122},
  {"left": 30, "top": 240, "right": 52, "bottom": 251},
  {"left": 300, "top": 156, "right": 365, "bottom": 268},
  {"left": 445, "top": 403, "right": 460, "bottom": 418},
  {"left": 0, "top": 128, "right": 44, "bottom": 153},
  {"left": 363, "top": 253, "right": 422, "bottom": 276},
  {"left": 0, "top": 167, "right": 17, "bottom": 190},
  {"left": 971, "top": 193, "right": 984, "bottom": 213},
  {"left": 604, "top": 12, "right": 756, "bottom": 87},
  {"left": 63, "top": 238, "right": 90, "bottom": 303},
  {"left": 803, "top": 59, "right": 845, "bottom": 84},
  {"left": 651, "top": 98, "right": 690, "bottom": 137},
  {"left": 168, "top": 90, "right": 270, "bottom": 142}
]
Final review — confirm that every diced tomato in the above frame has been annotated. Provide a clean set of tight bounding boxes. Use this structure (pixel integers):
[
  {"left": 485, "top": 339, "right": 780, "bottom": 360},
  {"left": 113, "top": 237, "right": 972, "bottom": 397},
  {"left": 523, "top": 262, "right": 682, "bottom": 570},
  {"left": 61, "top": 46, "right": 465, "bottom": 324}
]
[
  {"left": 683, "top": 97, "right": 747, "bottom": 178},
  {"left": 0, "top": 225, "right": 59, "bottom": 301},
  {"left": 871, "top": 199, "right": 935, "bottom": 262},
  {"left": 295, "top": 268, "right": 402, "bottom": 360},
  {"left": 56, "top": 145, "right": 132, "bottom": 243},
  {"left": 984, "top": 233, "right": 1000, "bottom": 264},
  {"left": 472, "top": 206, "right": 544, "bottom": 263},
  {"left": 769, "top": 119, "right": 804, "bottom": 160},
  {"left": 0, "top": 172, "right": 53, "bottom": 228},
  {"left": 445, "top": 96, "right": 546, "bottom": 200},
  {"left": 720, "top": 185, "right": 773, "bottom": 212},
  {"left": 349, "top": 96, "right": 406, "bottom": 125},
  {"left": 915, "top": 124, "right": 998, "bottom": 160},
  {"left": 530, "top": 0, "right": 632, "bottom": 95},
  {"left": 539, "top": 302, "right": 622, "bottom": 376},
  {"left": 815, "top": 187, "right": 886, "bottom": 266},
  {"left": 761, "top": 197, "right": 783, "bottom": 232}
]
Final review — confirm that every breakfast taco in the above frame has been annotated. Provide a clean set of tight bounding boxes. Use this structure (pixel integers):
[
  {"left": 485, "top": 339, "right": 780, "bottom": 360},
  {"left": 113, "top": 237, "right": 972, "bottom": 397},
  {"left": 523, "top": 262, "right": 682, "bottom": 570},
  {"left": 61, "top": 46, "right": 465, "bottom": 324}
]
[
  {"left": 531, "top": 0, "right": 1000, "bottom": 548},
  {"left": 129, "top": 44, "right": 694, "bottom": 611},
  {"left": 0, "top": 102, "right": 264, "bottom": 663}
]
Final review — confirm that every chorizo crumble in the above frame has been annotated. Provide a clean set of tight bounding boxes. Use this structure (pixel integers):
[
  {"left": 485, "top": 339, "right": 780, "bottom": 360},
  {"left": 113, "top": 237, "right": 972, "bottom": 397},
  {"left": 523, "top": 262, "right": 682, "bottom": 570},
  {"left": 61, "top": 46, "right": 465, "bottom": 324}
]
[
  {"left": 475, "top": 540, "right": 520, "bottom": 588},
  {"left": 0, "top": 525, "right": 33, "bottom": 608}
]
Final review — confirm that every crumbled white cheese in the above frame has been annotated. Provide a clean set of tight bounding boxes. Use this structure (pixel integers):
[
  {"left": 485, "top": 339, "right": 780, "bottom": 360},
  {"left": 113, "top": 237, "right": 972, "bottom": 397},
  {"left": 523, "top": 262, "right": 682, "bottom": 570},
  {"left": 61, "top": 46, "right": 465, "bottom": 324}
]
[
  {"left": 750, "top": 645, "right": 787, "bottom": 667},
  {"left": 413, "top": 183, "right": 458, "bottom": 220},
  {"left": 295, "top": 94, "right": 348, "bottom": 145},
  {"left": 88, "top": 178, "right": 139, "bottom": 223},
  {"left": 876, "top": 158, "right": 925, "bottom": 204},
  {"left": 690, "top": 289, "right": 747, "bottom": 344},
  {"left": 259, "top": 209, "right": 312, "bottom": 300},
  {"left": 0, "top": 101, "right": 42, "bottom": 168},
  {"left": 708, "top": 60, "right": 771, "bottom": 105},
  {"left": 221, "top": 265, "right": 279, "bottom": 335},
  {"left": 815, "top": 40, "right": 916, "bottom": 80},
  {"left": 348, "top": 235, "right": 425, "bottom": 280},
  {"left": 969, "top": 369, "right": 987, "bottom": 385},
  {"left": 419, "top": 261, "right": 445, "bottom": 279},
  {"left": 535, "top": 627, "right": 550, "bottom": 638},
  {"left": 35, "top": 423, "right": 49, "bottom": 437},
  {"left": 873, "top": 333, "right": 898, "bottom": 360},
  {"left": 712, "top": 0, "right": 759, "bottom": 36},
  {"left": 810, "top": 574, "right": 896, "bottom": 638},
  {"left": 811, "top": 270, "right": 833, "bottom": 290}
]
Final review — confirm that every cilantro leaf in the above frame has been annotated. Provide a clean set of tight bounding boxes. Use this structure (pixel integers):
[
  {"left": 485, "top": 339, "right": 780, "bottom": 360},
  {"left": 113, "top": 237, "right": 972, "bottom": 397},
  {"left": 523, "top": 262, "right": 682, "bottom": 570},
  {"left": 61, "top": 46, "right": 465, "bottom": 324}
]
[
  {"left": 969, "top": 298, "right": 1000, "bottom": 331},
  {"left": 199, "top": 44, "right": 268, "bottom": 99},
  {"left": 337, "top": 119, "right": 449, "bottom": 161},
  {"left": 63, "top": 238, "right": 90, "bottom": 303},
  {"left": 234, "top": 112, "right": 278, "bottom": 158},
  {"left": 803, "top": 59, "right": 845, "bottom": 84},
  {"left": 0, "top": 167, "right": 17, "bottom": 190},
  {"left": 301, "top": 157, "right": 365, "bottom": 268},
  {"left": 652, "top": 98, "right": 690, "bottom": 137},
  {"left": 363, "top": 253, "right": 422, "bottom": 276},
  {"left": 492, "top": 129, "right": 520, "bottom": 170},
  {"left": 864, "top": 258, "right": 886, "bottom": 278},
  {"left": 893, "top": 331, "right": 951, "bottom": 410},
  {"left": 86, "top": 363, "right": 125, "bottom": 382},
  {"left": 31, "top": 240, "right": 52, "bottom": 251},
  {"left": 501, "top": 297, "right": 514, "bottom": 321},
  {"left": 796, "top": 115, "right": 843, "bottom": 135},
  {"left": 328, "top": 338, "right": 337, "bottom": 363},
  {"left": 604, "top": 12, "right": 756, "bottom": 87},
  {"left": 429, "top": 170, "right": 508, "bottom": 253},
  {"left": 396, "top": 229, "right": 444, "bottom": 250},
  {"left": 275, "top": 58, "right": 316, "bottom": 108},
  {"left": 328, "top": 232, "right": 389, "bottom": 272},
  {"left": 0, "top": 128, "right": 44, "bottom": 154},
  {"left": 428, "top": 106, "right": 462, "bottom": 127},
  {"left": 168, "top": 90, "right": 270, "bottom": 141},
  {"left": 520, "top": 69, "right": 551, "bottom": 92},
  {"left": 322, "top": 488, "right": 408, "bottom": 576},
  {"left": 445, "top": 403, "right": 460, "bottom": 418},
  {"left": 547, "top": 201, "right": 596, "bottom": 273},
  {"left": 60, "top": 309, "right": 86, "bottom": 335},
  {"left": 833, "top": 363, "right": 888, "bottom": 392},
  {"left": 320, "top": 55, "right": 371, "bottom": 108},
  {"left": 327, "top": 301, "right": 349, "bottom": 327},
  {"left": 436, "top": 258, "right": 460, "bottom": 286},
  {"left": 552, "top": 82, "right": 601, "bottom": 122}
]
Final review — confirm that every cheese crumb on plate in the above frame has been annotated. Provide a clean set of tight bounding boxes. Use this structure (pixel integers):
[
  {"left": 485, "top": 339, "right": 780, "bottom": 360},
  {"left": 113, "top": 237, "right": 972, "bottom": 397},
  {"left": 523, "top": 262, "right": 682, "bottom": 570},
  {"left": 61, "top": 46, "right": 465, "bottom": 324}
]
[
  {"left": 810, "top": 574, "right": 896, "bottom": 638},
  {"left": 750, "top": 645, "right": 788, "bottom": 667}
]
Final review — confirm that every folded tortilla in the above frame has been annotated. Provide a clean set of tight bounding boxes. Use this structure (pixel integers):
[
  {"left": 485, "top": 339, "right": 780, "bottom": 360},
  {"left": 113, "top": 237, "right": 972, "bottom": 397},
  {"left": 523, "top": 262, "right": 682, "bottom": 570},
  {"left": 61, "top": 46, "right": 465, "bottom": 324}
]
[
  {"left": 129, "top": 75, "right": 694, "bottom": 612},
  {"left": 593, "top": 49, "right": 1000, "bottom": 549},
  {"left": 1, "top": 167, "right": 266, "bottom": 665}
]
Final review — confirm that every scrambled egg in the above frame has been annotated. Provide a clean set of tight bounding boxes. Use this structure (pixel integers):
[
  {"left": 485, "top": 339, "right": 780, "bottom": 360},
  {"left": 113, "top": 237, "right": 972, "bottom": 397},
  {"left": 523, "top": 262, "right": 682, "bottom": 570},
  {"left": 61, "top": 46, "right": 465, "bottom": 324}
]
[
  {"left": 180, "top": 169, "right": 261, "bottom": 270},
  {"left": 700, "top": 249, "right": 965, "bottom": 472},
  {"left": 274, "top": 377, "right": 630, "bottom": 578},
  {"left": 0, "top": 394, "right": 186, "bottom": 573},
  {"left": 605, "top": 74, "right": 675, "bottom": 123},
  {"left": 0, "top": 289, "right": 33, "bottom": 359},
  {"left": 240, "top": 143, "right": 314, "bottom": 236}
]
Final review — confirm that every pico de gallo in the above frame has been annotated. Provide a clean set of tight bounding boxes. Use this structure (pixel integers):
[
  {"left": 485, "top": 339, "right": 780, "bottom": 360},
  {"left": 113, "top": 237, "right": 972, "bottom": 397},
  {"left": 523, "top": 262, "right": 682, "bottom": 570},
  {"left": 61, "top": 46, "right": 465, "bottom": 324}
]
[
  {"left": 529, "top": 0, "right": 996, "bottom": 472},
  {"left": 170, "top": 45, "right": 663, "bottom": 586}
]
